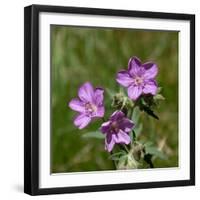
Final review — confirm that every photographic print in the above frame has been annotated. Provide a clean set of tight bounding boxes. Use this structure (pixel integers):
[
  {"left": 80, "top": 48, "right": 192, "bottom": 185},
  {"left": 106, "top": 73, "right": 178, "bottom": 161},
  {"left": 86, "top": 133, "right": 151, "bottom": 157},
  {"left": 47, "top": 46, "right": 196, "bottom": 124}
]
[
  {"left": 24, "top": 5, "right": 195, "bottom": 195},
  {"left": 51, "top": 26, "right": 178, "bottom": 173}
]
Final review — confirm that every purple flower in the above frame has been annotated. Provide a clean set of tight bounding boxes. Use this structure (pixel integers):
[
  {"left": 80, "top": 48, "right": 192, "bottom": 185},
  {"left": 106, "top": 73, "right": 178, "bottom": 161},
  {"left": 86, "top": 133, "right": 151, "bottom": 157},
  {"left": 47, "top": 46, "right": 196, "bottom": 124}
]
[
  {"left": 69, "top": 82, "right": 105, "bottom": 129},
  {"left": 116, "top": 56, "right": 158, "bottom": 100},
  {"left": 100, "top": 111, "right": 134, "bottom": 152}
]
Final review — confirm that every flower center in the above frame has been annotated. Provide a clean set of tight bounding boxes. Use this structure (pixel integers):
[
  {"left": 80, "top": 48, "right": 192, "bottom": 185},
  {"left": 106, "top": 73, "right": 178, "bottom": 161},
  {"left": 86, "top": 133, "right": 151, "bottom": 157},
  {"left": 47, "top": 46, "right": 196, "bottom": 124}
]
[
  {"left": 110, "top": 121, "right": 119, "bottom": 132},
  {"left": 134, "top": 76, "right": 143, "bottom": 85},
  {"left": 85, "top": 102, "right": 97, "bottom": 113}
]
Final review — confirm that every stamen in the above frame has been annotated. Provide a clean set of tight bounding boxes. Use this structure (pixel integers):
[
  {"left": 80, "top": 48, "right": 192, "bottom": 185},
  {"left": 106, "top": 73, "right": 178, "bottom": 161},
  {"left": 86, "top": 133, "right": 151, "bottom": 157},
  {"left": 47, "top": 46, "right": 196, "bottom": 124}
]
[
  {"left": 110, "top": 121, "right": 119, "bottom": 132},
  {"left": 85, "top": 102, "right": 97, "bottom": 113},
  {"left": 134, "top": 76, "right": 143, "bottom": 85}
]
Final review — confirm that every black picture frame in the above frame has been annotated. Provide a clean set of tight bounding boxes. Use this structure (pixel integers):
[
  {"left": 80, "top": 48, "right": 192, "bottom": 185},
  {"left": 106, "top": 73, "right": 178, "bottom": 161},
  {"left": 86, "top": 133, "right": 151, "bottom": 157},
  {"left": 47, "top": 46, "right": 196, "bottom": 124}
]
[{"left": 24, "top": 4, "right": 195, "bottom": 196}]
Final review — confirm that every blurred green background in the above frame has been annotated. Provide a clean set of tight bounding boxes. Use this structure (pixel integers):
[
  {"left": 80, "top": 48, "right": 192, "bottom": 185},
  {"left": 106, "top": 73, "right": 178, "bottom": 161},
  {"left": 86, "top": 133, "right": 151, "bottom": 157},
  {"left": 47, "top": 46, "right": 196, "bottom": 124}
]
[{"left": 51, "top": 25, "right": 178, "bottom": 173}]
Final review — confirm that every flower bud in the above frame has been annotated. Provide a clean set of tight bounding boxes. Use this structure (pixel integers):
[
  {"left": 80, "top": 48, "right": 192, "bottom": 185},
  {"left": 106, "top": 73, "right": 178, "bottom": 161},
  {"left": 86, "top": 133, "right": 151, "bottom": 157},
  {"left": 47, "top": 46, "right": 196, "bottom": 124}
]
[
  {"left": 111, "top": 93, "right": 134, "bottom": 112},
  {"left": 131, "top": 143, "right": 145, "bottom": 161}
]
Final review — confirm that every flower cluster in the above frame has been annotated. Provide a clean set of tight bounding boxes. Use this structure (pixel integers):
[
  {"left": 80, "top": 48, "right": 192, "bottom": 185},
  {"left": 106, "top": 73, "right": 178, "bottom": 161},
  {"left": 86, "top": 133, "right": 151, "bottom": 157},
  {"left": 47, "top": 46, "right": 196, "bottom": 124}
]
[
  {"left": 69, "top": 56, "right": 162, "bottom": 169},
  {"left": 69, "top": 57, "right": 164, "bottom": 169}
]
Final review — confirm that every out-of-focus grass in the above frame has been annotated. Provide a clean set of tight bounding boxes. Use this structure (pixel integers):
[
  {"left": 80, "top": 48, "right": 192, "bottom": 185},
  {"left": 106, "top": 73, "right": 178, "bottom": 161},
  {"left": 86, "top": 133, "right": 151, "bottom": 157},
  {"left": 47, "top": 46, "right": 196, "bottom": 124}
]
[{"left": 51, "top": 25, "right": 178, "bottom": 173}]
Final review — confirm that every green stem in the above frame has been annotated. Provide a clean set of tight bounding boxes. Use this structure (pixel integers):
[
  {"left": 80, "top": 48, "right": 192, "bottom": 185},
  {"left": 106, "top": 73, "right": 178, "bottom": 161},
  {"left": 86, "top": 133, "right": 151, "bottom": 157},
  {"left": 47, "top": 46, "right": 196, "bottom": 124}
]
[
  {"left": 123, "top": 144, "right": 129, "bottom": 153},
  {"left": 118, "top": 144, "right": 129, "bottom": 153},
  {"left": 110, "top": 151, "right": 117, "bottom": 169},
  {"left": 129, "top": 104, "right": 136, "bottom": 119}
]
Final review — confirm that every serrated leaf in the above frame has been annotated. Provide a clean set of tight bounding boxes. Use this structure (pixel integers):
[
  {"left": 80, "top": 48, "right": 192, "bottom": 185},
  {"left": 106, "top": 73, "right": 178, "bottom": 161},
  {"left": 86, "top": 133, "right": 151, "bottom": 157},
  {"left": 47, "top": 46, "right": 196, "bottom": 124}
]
[
  {"left": 145, "top": 146, "right": 167, "bottom": 160},
  {"left": 82, "top": 131, "right": 105, "bottom": 139}
]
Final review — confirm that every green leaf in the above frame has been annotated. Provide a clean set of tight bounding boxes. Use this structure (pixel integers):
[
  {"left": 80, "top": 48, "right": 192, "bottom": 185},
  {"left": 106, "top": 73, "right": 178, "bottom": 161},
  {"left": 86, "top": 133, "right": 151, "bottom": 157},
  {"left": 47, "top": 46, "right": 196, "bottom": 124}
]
[
  {"left": 145, "top": 146, "right": 167, "bottom": 160},
  {"left": 142, "top": 105, "right": 159, "bottom": 120},
  {"left": 144, "top": 141, "right": 154, "bottom": 147},
  {"left": 130, "top": 130, "right": 136, "bottom": 142},
  {"left": 119, "top": 155, "right": 128, "bottom": 163},
  {"left": 134, "top": 123, "right": 143, "bottom": 137},
  {"left": 132, "top": 106, "right": 140, "bottom": 123},
  {"left": 82, "top": 131, "right": 105, "bottom": 139},
  {"left": 157, "top": 87, "right": 163, "bottom": 93},
  {"left": 117, "top": 155, "right": 129, "bottom": 169},
  {"left": 131, "top": 107, "right": 143, "bottom": 138},
  {"left": 109, "top": 150, "right": 127, "bottom": 161},
  {"left": 137, "top": 96, "right": 159, "bottom": 119},
  {"left": 130, "top": 131, "right": 133, "bottom": 143},
  {"left": 154, "top": 94, "right": 165, "bottom": 101},
  {"left": 129, "top": 131, "right": 133, "bottom": 144}
]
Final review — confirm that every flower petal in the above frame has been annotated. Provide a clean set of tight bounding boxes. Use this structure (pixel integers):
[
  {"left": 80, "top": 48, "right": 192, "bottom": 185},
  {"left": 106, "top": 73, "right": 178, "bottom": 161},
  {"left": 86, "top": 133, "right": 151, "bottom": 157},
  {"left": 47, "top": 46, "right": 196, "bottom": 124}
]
[
  {"left": 114, "top": 130, "right": 131, "bottom": 145},
  {"left": 94, "top": 87, "right": 104, "bottom": 105},
  {"left": 68, "top": 98, "right": 85, "bottom": 113},
  {"left": 128, "top": 56, "right": 142, "bottom": 76},
  {"left": 96, "top": 106, "right": 105, "bottom": 118},
  {"left": 100, "top": 121, "right": 111, "bottom": 134},
  {"left": 142, "top": 62, "right": 158, "bottom": 79},
  {"left": 143, "top": 80, "right": 158, "bottom": 95},
  {"left": 105, "top": 133, "right": 115, "bottom": 152},
  {"left": 110, "top": 111, "right": 125, "bottom": 121},
  {"left": 116, "top": 70, "right": 133, "bottom": 87},
  {"left": 119, "top": 118, "right": 134, "bottom": 132},
  {"left": 127, "top": 85, "right": 142, "bottom": 100},
  {"left": 74, "top": 114, "right": 91, "bottom": 129},
  {"left": 78, "top": 82, "right": 94, "bottom": 102}
]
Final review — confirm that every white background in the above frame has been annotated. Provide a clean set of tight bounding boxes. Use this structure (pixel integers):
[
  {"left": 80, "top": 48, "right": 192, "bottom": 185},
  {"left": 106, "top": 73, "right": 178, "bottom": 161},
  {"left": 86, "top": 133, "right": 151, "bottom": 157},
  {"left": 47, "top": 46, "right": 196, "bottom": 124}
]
[
  {"left": 0, "top": 0, "right": 199, "bottom": 199},
  {"left": 39, "top": 13, "right": 190, "bottom": 188}
]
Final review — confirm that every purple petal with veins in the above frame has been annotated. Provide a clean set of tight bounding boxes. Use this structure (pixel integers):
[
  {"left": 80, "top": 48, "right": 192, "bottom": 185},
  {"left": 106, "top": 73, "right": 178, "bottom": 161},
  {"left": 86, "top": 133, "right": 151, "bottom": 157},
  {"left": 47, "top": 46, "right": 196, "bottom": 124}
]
[
  {"left": 69, "top": 82, "right": 105, "bottom": 129},
  {"left": 116, "top": 56, "right": 158, "bottom": 100},
  {"left": 100, "top": 111, "right": 134, "bottom": 152}
]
